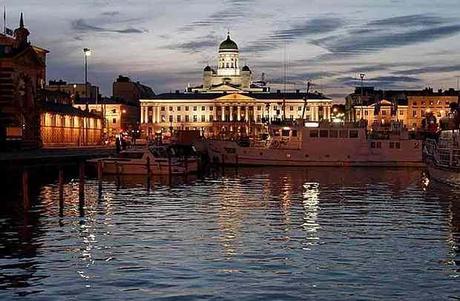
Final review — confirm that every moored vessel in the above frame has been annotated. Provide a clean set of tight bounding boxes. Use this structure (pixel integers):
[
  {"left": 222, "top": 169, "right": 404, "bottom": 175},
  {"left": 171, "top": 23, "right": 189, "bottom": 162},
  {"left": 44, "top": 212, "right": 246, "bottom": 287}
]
[
  {"left": 88, "top": 144, "right": 199, "bottom": 175},
  {"left": 206, "top": 120, "right": 423, "bottom": 167}
]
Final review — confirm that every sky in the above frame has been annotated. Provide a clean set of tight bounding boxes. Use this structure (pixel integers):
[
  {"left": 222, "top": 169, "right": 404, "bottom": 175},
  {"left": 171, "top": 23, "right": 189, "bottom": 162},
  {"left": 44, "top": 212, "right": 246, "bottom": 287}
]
[{"left": 5, "top": 0, "right": 460, "bottom": 101}]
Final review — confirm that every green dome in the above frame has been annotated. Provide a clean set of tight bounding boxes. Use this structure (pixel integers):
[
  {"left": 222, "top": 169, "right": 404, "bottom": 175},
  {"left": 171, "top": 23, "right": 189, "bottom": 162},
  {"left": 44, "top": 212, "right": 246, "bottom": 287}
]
[{"left": 219, "top": 35, "right": 238, "bottom": 51}]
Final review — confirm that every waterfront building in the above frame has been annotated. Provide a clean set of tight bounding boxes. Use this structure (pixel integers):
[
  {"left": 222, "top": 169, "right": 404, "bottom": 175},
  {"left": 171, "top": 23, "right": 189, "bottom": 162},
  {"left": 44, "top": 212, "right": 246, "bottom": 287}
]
[
  {"left": 347, "top": 87, "right": 459, "bottom": 129},
  {"left": 0, "top": 14, "right": 103, "bottom": 149},
  {"left": 113, "top": 75, "right": 155, "bottom": 105},
  {"left": 74, "top": 97, "right": 139, "bottom": 140},
  {"left": 46, "top": 80, "right": 99, "bottom": 103},
  {"left": 140, "top": 35, "right": 332, "bottom": 138}
]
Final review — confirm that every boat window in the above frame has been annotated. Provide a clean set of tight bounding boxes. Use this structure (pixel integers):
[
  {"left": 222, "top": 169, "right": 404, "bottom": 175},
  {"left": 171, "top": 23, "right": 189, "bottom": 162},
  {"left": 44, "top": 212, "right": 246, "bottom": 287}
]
[
  {"left": 291, "top": 130, "right": 297, "bottom": 137},
  {"left": 396, "top": 142, "right": 400, "bottom": 149},
  {"left": 371, "top": 142, "right": 376, "bottom": 148},
  {"left": 320, "top": 130, "right": 329, "bottom": 138},
  {"left": 390, "top": 142, "right": 395, "bottom": 149},
  {"left": 349, "top": 130, "right": 359, "bottom": 138},
  {"left": 340, "top": 130, "right": 348, "bottom": 138},
  {"left": 377, "top": 142, "right": 382, "bottom": 148},
  {"left": 310, "top": 130, "right": 318, "bottom": 138},
  {"left": 282, "top": 130, "right": 290, "bottom": 137},
  {"left": 330, "top": 130, "right": 338, "bottom": 138}
]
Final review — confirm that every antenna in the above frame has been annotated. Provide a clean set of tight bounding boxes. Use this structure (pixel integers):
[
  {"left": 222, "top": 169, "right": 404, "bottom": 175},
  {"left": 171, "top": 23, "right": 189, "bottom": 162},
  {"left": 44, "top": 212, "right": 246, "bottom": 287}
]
[{"left": 3, "top": 6, "right": 5, "bottom": 35}]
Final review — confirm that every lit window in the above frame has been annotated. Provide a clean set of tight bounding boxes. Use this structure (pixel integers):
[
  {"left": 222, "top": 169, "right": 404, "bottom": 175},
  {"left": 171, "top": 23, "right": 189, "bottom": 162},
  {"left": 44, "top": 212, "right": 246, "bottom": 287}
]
[
  {"left": 202, "top": 106, "right": 205, "bottom": 111},
  {"left": 201, "top": 115, "right": 205, "bottom": 122}
]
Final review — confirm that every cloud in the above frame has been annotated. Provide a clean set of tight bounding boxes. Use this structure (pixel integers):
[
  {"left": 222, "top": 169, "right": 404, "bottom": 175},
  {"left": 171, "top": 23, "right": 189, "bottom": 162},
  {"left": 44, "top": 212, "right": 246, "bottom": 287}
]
[
  {"left": 71, "top": 18, "right": 144, "bottom": 34},
  {"left": 396, "top": 64, "right": 460, "bottom": 75},
  {"left": 314, "top": 24, "right": 460, "bottom": 55},
  {"left": 338, "top": 75, "right": 421, "bottom": 89},
  {"left": 242, "top": 17, "right": 343, "bottom": 53},
  {"left": 367, "top": 14, "right": 447, "bottom": 27}
]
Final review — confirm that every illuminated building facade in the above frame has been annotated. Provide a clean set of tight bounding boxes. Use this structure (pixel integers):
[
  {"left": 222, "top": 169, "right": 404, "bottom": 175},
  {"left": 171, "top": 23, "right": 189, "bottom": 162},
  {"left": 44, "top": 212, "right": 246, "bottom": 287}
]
[
  {"left": 140, "top": 35, "right": 332, "bottom": 138},
  {"left": 349, "top": 88, "right": 459, "bottom": 129}
]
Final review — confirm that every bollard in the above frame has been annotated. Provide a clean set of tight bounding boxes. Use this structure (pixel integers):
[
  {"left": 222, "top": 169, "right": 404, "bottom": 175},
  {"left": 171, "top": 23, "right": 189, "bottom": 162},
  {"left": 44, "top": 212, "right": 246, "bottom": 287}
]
[{"left": 58, "top": 167, "right": 64, "bottom": 216}]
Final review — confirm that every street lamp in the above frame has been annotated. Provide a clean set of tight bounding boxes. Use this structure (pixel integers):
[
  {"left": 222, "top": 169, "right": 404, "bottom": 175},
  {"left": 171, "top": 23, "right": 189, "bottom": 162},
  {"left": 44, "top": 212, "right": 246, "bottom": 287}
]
[{"left": 83, "top": 48, "right": 91, "bottom": 105}]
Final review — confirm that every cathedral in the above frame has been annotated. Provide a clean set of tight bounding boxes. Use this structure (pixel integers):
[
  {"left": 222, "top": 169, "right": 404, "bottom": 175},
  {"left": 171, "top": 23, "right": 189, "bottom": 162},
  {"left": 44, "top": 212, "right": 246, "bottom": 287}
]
[
  {"left": 187, "top": 34, "right": 267, "bottom": 93},
  {"left": 140, "top": 34, "right": 332, "bottom": 138}
]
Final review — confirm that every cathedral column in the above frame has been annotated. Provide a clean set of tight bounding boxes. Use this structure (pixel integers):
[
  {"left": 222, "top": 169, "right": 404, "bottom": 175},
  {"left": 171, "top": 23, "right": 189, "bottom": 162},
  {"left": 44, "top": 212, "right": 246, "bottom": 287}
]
[
  {"left": 237, "top": 106, "right": 241, "bottom": 121},
  {"left": 221, "top": 105, "right": 225, "bottom": 122},
  {"left": 213, "top": 105, "right": 217, "bottom": 122},
  {"left": 229, "top": 106, "right": 233, "bottom": 121}
]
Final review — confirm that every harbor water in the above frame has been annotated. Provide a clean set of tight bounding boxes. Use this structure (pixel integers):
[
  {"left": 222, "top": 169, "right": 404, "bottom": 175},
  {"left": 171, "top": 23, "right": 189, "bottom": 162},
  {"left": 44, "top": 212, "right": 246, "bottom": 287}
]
[{"left": 0, "top": 167, "right": 459, "bottom": 300}]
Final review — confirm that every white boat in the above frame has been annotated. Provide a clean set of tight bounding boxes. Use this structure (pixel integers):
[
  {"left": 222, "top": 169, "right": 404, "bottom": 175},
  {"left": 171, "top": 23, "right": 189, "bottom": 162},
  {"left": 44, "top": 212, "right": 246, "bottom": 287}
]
[
  {"left": 424, "top": 129, "right": 460, "bottom": 186},
  {"left": 206, "top": 121, "right": 424, "bottom": 167},
  {"left": 88, "top": 144, "right": 199, "bottom": 175}
]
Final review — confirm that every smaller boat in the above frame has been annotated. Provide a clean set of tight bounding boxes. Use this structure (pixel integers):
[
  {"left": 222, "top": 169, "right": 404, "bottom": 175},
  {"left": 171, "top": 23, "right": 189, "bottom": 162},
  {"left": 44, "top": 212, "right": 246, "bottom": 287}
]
[
  {"left": 424, "top": 122, "right": 460, "bottom": 187},
  {"left": 88, "top": 144, "right": 199, "bottom": 175}
]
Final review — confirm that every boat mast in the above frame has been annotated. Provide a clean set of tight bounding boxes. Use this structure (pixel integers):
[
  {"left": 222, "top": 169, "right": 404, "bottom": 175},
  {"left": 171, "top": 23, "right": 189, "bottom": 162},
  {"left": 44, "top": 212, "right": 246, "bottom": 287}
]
[{"left": 301, "top": 81, "right": 311, "bottom": 120}]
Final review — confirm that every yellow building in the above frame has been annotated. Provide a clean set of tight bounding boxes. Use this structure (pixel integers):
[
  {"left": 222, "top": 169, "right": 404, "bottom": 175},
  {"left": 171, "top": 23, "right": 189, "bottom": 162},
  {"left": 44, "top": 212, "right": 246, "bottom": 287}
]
[
  {"left": 40, "top": 102, "right": 103, "bottom": 147},
  {"left": 74, "top": 98, "right": 139, "bottom": 140},
  {"left": 352, "top": 89, "right": 459, "bottom": 130}
]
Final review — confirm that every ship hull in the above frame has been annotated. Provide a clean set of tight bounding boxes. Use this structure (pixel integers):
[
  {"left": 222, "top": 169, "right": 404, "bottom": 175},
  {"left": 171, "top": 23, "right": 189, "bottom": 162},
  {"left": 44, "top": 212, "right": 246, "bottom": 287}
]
[{"left": 207, "top": 140, "right": 424, "bottom": 167}]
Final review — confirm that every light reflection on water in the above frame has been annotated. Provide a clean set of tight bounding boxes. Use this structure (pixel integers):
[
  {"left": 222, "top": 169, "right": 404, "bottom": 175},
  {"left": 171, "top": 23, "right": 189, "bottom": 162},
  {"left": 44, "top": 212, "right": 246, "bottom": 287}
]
[{"left": 0, "top": 167, "right": 459, "bottom": 300}]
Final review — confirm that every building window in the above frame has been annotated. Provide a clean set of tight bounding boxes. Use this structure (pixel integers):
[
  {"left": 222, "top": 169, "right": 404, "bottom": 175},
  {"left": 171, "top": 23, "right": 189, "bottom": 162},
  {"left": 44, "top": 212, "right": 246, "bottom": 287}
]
[
  {"left": 310, "top": 130, "right": 318, "bottom": 138},
  {"left": 202, "top": 106, "right": 205, "bottom": 111},
  {"left": 320, "top": 130, "right": 329, "bottom": 138},
  {"left": 290, "top": 106, "right": 294, "bottom": 111},
  {"left": 399, "top": 111, "right": 404, "bottom": 116},
  {"left": 209, "top": 115, "right": 213, "bottom": 121},
  {"left": 161, "top": 107, "right": 165, "bottom": 111},
  {"left": 289, "top": 115, "right": 294, "bottom": 120},
  {"left": 412, "top": 110, "right": 417, "bottom": 117},
  {"left": 185, "top": 106, "right": 189, "bottom": 111},
  {"left": 257, "top": 106, "right": 261, "bottom": 111},
  {"left": 201, "top": 115, "right": 205, "bottom": 122},
  {"left": 185, "top": 115, "right": 190, "bottom": 122},
  {"left": 169, "top": 106, "right": 173, "bottom": 111},
  {"left": 112, "top": 109, "right": 117, "bottom": 113},
  {"left": 112, "top": 118, "right": 116, "bottom": 124},
  {"left": 382, "top": 110, "right": 387, "bottom": 115},
  {"left": 177, "top": 106, "right": 181, "bottom": 111},
  {"left": 210, "top": 106, "right": 213, "bottom": 111},
  {"left": 177, "top": 115, "right": 181, "bottom": 122},
  {"left": 365, "top": 111, "right": 369, "bottom": 116},
  {"left": 349, "top": 130, "right": 359, "bottom": 138},
  {"left": 330, "top": 130, "right": 338, "bottom": 138},
  {"left": 193, "top": 106, "right": 197, "bottom": 111},
  {"left": 169, "top": 115, "right": 173, "bottom": 122},
  {"left": 193, "top": 115, "right": 197, "bottom": 122},
  {"left": 298, "top": 106, "right": 302, "bottom": 111}
]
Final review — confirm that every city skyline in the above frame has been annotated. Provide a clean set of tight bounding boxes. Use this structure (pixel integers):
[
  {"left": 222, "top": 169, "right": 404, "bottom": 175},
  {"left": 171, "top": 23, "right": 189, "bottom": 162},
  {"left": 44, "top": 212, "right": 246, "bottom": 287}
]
[{"left": 5, "top": 0, "right": 460, "bottom": 101}]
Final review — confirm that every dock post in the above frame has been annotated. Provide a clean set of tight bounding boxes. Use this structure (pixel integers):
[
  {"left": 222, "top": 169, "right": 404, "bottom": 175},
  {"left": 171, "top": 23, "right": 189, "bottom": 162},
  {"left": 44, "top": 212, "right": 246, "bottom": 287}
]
[
  {"left": 58, "top": 167, "right": 64, "bottom": 216},
  {"left": 22, "top": 169, "right": 30, "bottom": 209}
]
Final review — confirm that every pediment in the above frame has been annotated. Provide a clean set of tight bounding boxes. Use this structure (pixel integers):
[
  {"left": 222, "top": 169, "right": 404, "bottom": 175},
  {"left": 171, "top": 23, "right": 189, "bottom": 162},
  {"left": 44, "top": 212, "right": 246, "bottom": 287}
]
[{"left": 215, "top": 93, "right": 256, "bottom": 103}]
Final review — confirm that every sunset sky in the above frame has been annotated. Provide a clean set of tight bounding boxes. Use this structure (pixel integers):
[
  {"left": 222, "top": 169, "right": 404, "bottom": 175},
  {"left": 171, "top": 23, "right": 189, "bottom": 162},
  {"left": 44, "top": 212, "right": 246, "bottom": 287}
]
[{"left": 6, "top": 0, "right": 460, "bottom": 101}]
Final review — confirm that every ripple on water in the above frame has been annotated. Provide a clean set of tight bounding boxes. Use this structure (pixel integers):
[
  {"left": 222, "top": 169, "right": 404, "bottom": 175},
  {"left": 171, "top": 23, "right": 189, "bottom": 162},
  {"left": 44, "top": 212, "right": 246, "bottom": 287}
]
[{"left": 0, "top": 167, "right": 459, "bottom": 300}]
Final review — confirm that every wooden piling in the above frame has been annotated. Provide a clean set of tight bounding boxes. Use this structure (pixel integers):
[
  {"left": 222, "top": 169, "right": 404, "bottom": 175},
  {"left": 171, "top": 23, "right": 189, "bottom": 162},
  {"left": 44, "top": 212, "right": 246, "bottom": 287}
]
[
  {"left": 58, "top": 167, "right": 64, "bottom": 216},
  {"left": 22, "top": 169, "right": 30, "bottom": 208}
]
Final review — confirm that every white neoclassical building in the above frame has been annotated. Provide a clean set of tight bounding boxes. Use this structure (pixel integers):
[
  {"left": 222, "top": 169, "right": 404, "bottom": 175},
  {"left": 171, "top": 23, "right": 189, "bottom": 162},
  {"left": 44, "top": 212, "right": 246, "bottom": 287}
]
[{"left": 140, "top": 34, "right": 332, "bottom": 138}]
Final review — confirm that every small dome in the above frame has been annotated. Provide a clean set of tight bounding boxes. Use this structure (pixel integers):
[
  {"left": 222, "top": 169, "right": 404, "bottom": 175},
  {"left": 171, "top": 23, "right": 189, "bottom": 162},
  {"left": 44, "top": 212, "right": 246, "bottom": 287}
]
[
  {"left": 242, "top": 65, "right": 251, "bottom": 72},
  {"left": 204, "top": 66, "right": 212, "bottom": 72},
  {"left": 219, "top": 34, "right": 238, "bottom": 51}
]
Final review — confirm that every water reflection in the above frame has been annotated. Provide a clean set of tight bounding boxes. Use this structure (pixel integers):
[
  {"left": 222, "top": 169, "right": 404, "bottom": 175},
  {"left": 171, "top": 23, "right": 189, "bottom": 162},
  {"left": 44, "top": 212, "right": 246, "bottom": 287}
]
[{"left": 0, "top": 166, "right": 459, "bottom": 299}]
